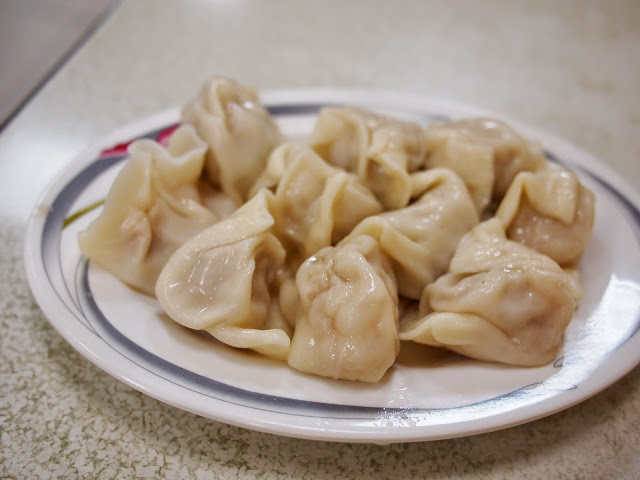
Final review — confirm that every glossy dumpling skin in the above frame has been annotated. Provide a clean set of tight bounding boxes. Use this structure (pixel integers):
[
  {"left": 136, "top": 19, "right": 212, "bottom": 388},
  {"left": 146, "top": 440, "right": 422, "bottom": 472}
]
[
  {"left": 495, "top": 168, "right": 595, "bottom": 265},
  {"left": 251, "top": 143, "right": 383, "bottom": 330},
  {"left": 399, "top": 219, "right": 580, "bottom": 366},
  {"left": 288, "top": 235, "right": 399, "bottom": 382},
  {"left": 155, "top": 190, "right": 290, "bottom": 360},
  {"left": 423, "top": 118, "right": 547, "bottom": 212},
  {"left": 182, "top": 75, "right": 283, "bottom": 204},
  {"left": 343, "top": 168, "right": 479, "bottom": 299},
  {"left": 309, "top": 106, "right": 426, "bottom": 210},
  {"left": 78, "top": 125, "right": 235, "bottom": 295},
  {"left": 257, "top": 143, "right": 383, "bottom": 263}
]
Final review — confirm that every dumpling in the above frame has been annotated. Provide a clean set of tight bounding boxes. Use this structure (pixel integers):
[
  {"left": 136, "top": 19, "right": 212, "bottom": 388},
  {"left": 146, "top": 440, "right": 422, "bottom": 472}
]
[
  {"left": 247, "top": 142, "right": 383, "bottom": 333},
  {"left": 247, "top": 141, "right": 297, "bottom": 197},
  {"left": 182, "top": 75, "right": 283, "bottom": 204},
  {"left": 288, "top": 235, "right": 399, "bottom": 382},
  {"left": 343, "top": 168, "right": 479, "bottom": 299},
  {"left": 399, "top": 219, "right": 580, "bottom": 366},
  {"left": 309, "top": 106, "right": 426, "bottom": 210},
  {"left": 495, "top": 168, "right": 595, "bottom": 265},
  {"left": 260, "top": 142, "right": 382, "bottom": 263},
  {"left": 423, "top": 118, "right": 547, "bottom": 212},
  {"left": 155, "top": 190, "right": 290, "bottom": 360},
  {"left": 78, "top": 125, "right": 234, "bottom": 295}
]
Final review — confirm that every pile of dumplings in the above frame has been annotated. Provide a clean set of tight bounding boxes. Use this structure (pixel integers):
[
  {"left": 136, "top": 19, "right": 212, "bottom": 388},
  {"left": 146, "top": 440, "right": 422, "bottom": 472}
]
[{"left": 78, "top": 76, "right": 595, "bottom": 383}]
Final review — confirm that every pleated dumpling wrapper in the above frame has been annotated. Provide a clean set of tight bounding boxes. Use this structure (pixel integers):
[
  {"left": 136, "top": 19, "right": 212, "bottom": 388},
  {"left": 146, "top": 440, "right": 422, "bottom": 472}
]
[
  {"left": 182, "top": 75, "right": 283, "bottom": 204},
  {"left": 309, "top": 106, "right": 426, "bottom": 210},
  {"left": 495, "top": 168, "right": 595, "bottom": 266},
  {"left": 288, "top": 235, "right": 400, "bottom": 382},
  {"left": 343, "top": 168, "right": 479, "bottom": 299},
  {"left": 248, "top": 142, "right": 384, "bottom": 330},
  {"left": 78, "top": 125, "right": 236, "bottom": 295},
  {"left": 155, "top": 190, "right": 291, "bottom": 360},
  {"left": 423, "top": 118, "right": 547, "bottom": 213},
  {"left": 251, "top": 143, "right": 382, "bottom": 263},
  {"left": 400, "top": 219, "right": 581, "bottom": 366}
]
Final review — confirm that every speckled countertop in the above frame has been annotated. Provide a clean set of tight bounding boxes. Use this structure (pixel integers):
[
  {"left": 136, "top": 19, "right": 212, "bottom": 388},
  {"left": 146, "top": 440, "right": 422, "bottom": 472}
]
[{"left": 2, "top": 0, "right": 640, "bottom": 478}]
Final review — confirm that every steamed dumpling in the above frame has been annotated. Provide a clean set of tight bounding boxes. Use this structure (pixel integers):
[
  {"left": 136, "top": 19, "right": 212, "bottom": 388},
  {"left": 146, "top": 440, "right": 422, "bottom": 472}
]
[
  {"left": 263, "top": 143, "right": 382, "bottom": 263},
  {"left": 424, "top": 118, "right": 547, "bottom": 212},
  {"left": 309, "top": 106, "right": 426, "bottom": 210},
  {"left": 495, "top": 168, "right": 595, "bottom": 265},
  {"left": 182, "top": 75, "right": 283, "bottom": 203},
  {"left": 252, "top": 143, "right": 384, "bottom": 330},
  {"left": 343, "top": 168, "right": 479, "bottom": 299},
  {"left": 78, "top": 125, "right": 235, "bottom": 295},
  {"left": 288, "top": 235, "right": 399, "bottom": 382},
  {"left": 155, "top": 190, "right": 290, "bottom": 360},
  {"left": 400, "top": 219, "right": 580, "bottom": 366}
]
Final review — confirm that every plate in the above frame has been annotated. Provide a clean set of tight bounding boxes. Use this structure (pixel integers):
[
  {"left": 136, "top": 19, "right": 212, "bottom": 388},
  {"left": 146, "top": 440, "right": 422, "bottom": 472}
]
[{"left": 24, "top": 89, "right": 640, "bottom": 443}]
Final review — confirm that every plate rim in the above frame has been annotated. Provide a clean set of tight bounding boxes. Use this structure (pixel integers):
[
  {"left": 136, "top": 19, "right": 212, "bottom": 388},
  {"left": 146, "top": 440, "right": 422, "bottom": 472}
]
[{"left": 23, "top": 88, "right": 640, "bottom": 443}]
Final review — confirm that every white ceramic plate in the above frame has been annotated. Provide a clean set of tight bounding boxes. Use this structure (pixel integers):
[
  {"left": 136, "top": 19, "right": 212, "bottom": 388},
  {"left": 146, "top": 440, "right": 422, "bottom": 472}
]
[{"left": 24, "top": 89, "right": 640, "bottom": 444}]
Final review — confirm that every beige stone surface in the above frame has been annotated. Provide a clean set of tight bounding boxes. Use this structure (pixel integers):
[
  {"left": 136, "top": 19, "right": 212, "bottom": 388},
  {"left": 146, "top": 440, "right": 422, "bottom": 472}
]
[{"left": 1, "top": 0, "right": 639, "bottom": 477}]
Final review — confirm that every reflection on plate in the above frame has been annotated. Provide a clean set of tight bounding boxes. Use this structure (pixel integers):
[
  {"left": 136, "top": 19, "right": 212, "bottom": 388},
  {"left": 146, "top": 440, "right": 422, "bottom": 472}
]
[{"left": 24, "top": 90, "right": 640, "bottom": 443}]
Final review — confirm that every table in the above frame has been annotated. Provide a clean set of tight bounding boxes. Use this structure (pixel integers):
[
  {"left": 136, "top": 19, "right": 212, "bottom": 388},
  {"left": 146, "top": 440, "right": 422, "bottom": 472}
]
[{"left": 2, "top": 0, "right": 639, "bottom": 477}]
